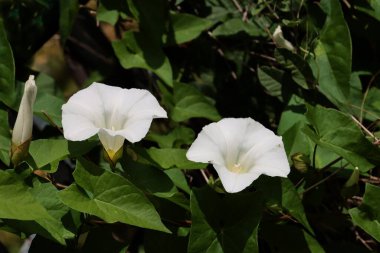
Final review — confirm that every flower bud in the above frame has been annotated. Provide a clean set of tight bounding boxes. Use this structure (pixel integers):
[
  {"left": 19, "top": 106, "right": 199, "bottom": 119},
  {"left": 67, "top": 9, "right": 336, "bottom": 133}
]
[
  {"left": 273, "top": 25, "right": 295, "bottom": 52},
  {"left": 11, "top": 75, "right": 37, "bottom": 166}
]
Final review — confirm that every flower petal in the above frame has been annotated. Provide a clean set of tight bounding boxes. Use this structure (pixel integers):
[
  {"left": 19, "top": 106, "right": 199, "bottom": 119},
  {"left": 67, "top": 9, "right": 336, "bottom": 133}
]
[
  {"left": 250, "top": 144, "right": 290, "bottom": 178},
  {"left": 98, "top": 128, "right": 125, "bottom": 153},
  {"left": 213, "top": 164, "right": 260, "bottom": 193},
  {"left": 61, "top": 113, "right": 99, "bottom": 141}
]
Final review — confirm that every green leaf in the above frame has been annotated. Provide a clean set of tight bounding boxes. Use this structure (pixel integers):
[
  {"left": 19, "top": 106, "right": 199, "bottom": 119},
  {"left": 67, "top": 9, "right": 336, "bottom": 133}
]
[
  {"left": 0, "top": 109, "right": 11, "bottom": 166},
  {"left": 0, "top": 172, "right": 73, "bottom": 244},
  {"left": 165, "top": 169, "right": 191, "bottom": 194},
  {"left": 257, "top": 66, "right": 284, "bottom": 101},
  {"left": 147, "top": 148, "right": 206, "bottom": 170},
  {"left": 0, "top": 18, "right": 15, "bottom": 107},
  {"left": 112, "top": 32, "right": 173, "bottom": 86},
  {"left": 146, "top": 126, "right": 195, "bottom": 148},
  {"left": 0, "top": 171, "right": 50, "bottom": 220},
  {"left": 28, "top": 139, "right": 97, "bottom": 172},
  {"left": 59, "top": 0, "right": 79, "bottom": 43},
  {"left": 354, "top": 1, "right": 380, "bottom": 22},
  {"left": 349, "top": 184, "right": 380, "bottom": 242},
  {"left": 97, "top": 3, "right": 119, "bottom": 25},
  {"left": 59, "top": 159, "right": 170, "bottom": 233},
  {"left": 34, "top": 93, "right": 65, "bottom": 127},
  {"left": 254, "top": 177, "right": 314, "bottom": 235},
  {"left": 212, "top": 18, "right": 265, "bottom": 37},
  {"left": 121, "top": 160, "right": 189, "bottom": 210},
  {"left": 275, "top": 49, "right": 316, "bottom": 90},
  {"left": 167, "top": 12, "right": 213, "bottom": 45},
  {"left": 171, "top": 82, "right": 221, "bottom": 122},
  {"left": 303, "top": 105, "right": 380, "bottom": 171},
  {"left": 314, "top": 0, "right": 352, "bottom": 106},
  {"left": 28, "top": 183, "right": 74, "bottom": 244},
  {"left": 188, "top": 187, "right": 262, "bottom": 253}
]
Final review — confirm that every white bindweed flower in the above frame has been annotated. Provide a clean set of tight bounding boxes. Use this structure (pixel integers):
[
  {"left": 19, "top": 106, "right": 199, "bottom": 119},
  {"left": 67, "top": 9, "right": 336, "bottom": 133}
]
[
  {"left": 11, "top": 75, "right": 37, "bottom": 166},
  {"left": 62, "top": 82, "right": 167, "bottom": 163},
  {"left": 273, "top": 25, "right": 295, "bottom": 52},
  {"left": 186, "top": 118, "right": 290, "bottom": 193}
]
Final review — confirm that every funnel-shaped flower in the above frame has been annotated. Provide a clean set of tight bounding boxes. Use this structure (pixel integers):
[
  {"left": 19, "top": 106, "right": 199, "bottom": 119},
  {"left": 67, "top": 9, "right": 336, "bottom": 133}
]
[
  {"left": 273, "top": 25, "right": 295, "bottom": 52},
  {"left": 62, "top": 83, "right": 167, "bottom": 162},
  {"left": 11, "top": 75, "right": 37, "bottom": 165},
  {"left": 186, "top": 118, "right": 290, "bottom": 193}
]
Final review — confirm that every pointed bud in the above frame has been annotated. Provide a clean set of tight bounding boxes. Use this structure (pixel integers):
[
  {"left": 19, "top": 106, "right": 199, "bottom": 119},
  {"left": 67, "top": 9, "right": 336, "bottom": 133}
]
[
  {"left": 11, "top": 75, "right": 37, "bottom": 166},
  {"left": 344, "top": 167, "right": 360, "bottom": 188},
  {"left": 273, "top": 25, "right": 295, "bottom": 52}
]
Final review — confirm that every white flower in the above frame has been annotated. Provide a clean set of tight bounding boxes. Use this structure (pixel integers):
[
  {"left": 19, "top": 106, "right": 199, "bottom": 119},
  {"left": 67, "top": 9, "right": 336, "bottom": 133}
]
[
  {"left": 186, "top": 118, "right": 290, "bottom": 193},
  {"left": 273, "top": 25, "right": 295, "bottom": 52},
  {"left": 61, "top": 82, "right": 167, "bottom": 161},
  {"left": 12, "top": 75, "right": 37, "bottom": 146},
  {"left": 11, "top": 75, "right": 37, "bottom": 166}
]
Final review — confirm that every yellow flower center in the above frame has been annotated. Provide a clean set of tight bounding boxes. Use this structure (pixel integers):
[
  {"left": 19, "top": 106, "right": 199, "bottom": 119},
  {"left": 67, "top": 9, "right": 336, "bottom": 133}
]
[{"left": 228, "top": 163, "right": 248, "bottom": 174}]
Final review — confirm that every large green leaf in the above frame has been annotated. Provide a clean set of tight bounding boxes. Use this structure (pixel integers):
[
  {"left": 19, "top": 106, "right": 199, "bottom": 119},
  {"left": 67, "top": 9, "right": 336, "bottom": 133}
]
[
  {"left": 146, "top": 126, "right": 195, "bottom": 148},
  {"left": 0, "top": 171, "right": 49, "bottom": 220},
  {"left": 59, "top": 0, "right": 79, "bottom": 43},
  {"left": 112, "top": 32, "right": 173, "bottom": 86},
  {"left": 167, "top": 12, "right": 213, "bottom": 45},
  {"left": 27, "top": 183, "right": 74, "bottom": 244},
  {"left": 0, "top": 171, "right": 73, "bottom": 244},
  {"left": 314, "top": 0, "right": 352, "bottom": 106},
  {"left": 303, "top": 105, "right": 380, "bottom": 171},
  {"left": 253, "top": 177, "right": 314, "bottom": 235},
  {"left": 28, "top": 139, "right": 97, "bottom": 172},
  {"left": 112, "top": 0, "right": 173, "bottom": 86},
  {"left": 354, "top": 1, "right": 380, "bottom": 21},
  {"left": 0, "top": 18, "right": 15, "bottom": 107},
  {"left": 34, "top": 92, "right": 65, "bottom": 127},
  {"left": 212, "top": 18, "right": 265, "bottom": 37},
  {"left": 59, "top": 159, "right": 170, "bottom": 233},
  {"left": 188, "top": 187, "right": 262, "bottom": 253},
  {"left": 349, "top": 184, "right": 380, "bottom": 242},
  {"left": 122, "top": 161, "right": 190, "bottom": 210},
  {"left": 0, "top": 109, "right": 11, "bottom": 166},
  {"left": 275, "top": 49, "right": 316, "bottom": 90},
  {"left": 171, "top": 82, "right": 221, "bottom": 122},
  {"left": 147, "top": 148, "right": 206, "bottom": 170},
  {"left": 257, "top": 66, "right": 284, "bottom": 101}
]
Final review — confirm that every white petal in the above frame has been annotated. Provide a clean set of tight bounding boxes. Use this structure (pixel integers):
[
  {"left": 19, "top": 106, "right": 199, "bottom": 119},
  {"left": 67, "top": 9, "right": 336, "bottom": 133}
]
[
  {"left": 251, "top": 143, "right": 290, "bottom": 178},
  {"left": 186, "top": 119, "right": 238, "bottom": 166},
  {"left": 125, "top": 89, "right": 167, "bottom": 119},
  {"left": 61, "top": 114, "right": 99, "bottom": 141},
  {"left": 98, "top": 128, "right": 125, "bottom": 152},
  {"left": 117, "top": 118, "right": 153, "bottom": 143},
  {"left": 214, "top": 164, "right": 260, "bottom": 193}
]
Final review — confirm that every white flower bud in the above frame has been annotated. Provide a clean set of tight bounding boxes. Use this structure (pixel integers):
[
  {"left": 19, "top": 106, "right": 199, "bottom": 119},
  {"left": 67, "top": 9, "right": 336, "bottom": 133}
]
[
  {"left": 273, "top": 25, "right": 295, "bottom": 52},
  {"left": 11, "top": 75, "right": 37, "bottom": 165}
]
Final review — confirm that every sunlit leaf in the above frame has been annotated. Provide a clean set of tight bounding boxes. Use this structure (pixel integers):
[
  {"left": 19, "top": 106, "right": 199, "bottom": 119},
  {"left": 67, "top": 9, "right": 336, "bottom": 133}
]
[
  {"left": 314, "top": 0, "right": 352, "bottom": 106},
  {"left": 349, "top": 184, "right": 380, "bottom": 242},
  {"left": 0, "top": 18, "right": 15, "bottom": 107},
  {"left": 303, "top": 105, "right": 380, "bottom": 171},
  {"left": 59, "top": 159, "right": 170, "bottom": 233}
]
